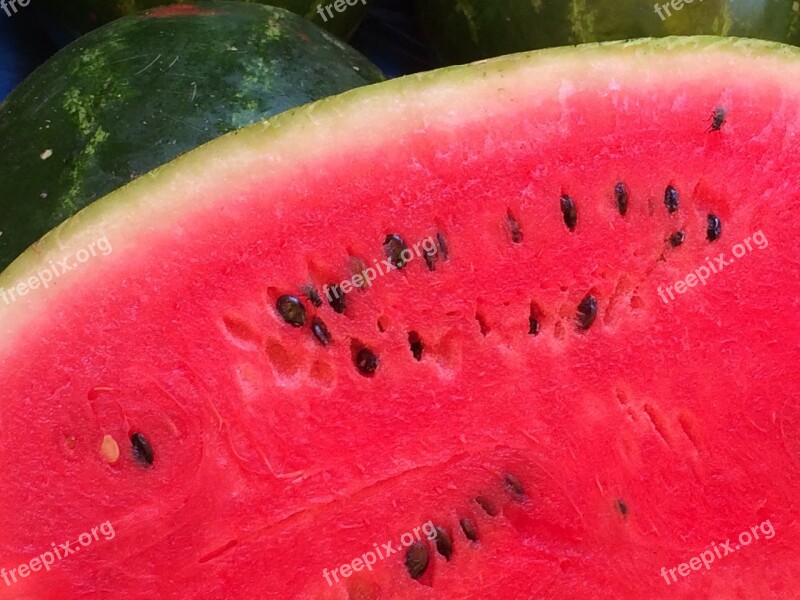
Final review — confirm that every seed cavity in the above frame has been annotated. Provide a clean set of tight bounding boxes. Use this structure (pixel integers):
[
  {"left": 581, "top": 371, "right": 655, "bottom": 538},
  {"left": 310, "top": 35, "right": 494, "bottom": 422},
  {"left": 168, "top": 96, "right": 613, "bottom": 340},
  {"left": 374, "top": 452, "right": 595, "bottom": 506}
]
[
  {"left": 460, "top": 518, "right": 478, "bottom": 542},
  {"left": 311, "top": 317, "right": 331, "bottom": 346},
  {"left": 475, "top": 496, "right": 497, "bottom": 516},
  {"left": 614, "top": 182, "right": 629, "bottom": 216},
  {"left": 326, "top": 284, "right": 345, "bottom": 314},
  {"left": 434, "top": 526, "right": 453, "bottom": 560},
  {"left": 616, "top": 498, "right": 629, "bottom": 517},
  {"left": 383, "top": 234, "right": 409, "bottom": 269},
  {"left": 706, "top": 214, "right": 722, "bottom": 242},
  {"left": 408, "top": 331, "right": 423, "bottom": 361},
  {"left": 576, "top": 294, "right": 598, "bottom": 331},
  {"left": 669, "top": 231, "right": 685, "bottom": 247},
  {"left": 506, "top": 209, "right": 523, "bottom": 243},
  {"left": 405, "top": 542, "right": 429, "bottom": 580},
  {"left": 276, "top": 295, "right": 306, "bottom": 327},
  {"left": 353, "top": 345, "right": 379, "bottom": 377},
  {"left": 504, "top": 473, "right": 525, "bottom": 497},
  {"left": 664, "top": 185, "right": 679, "bottom": 214},
  {"left": 130, "top": 432, "right": 154, "bottom": 466},
  {"left": 709, "top": 106, "right": 726, "bottom": 132},
  {"left": 560, "top": 195, "right": 577, "bottom": 231}
]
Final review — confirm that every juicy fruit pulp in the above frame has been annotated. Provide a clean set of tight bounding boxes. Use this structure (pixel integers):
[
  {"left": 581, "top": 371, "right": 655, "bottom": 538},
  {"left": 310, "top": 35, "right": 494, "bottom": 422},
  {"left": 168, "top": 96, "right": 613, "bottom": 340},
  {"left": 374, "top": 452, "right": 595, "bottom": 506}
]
[
  {"left": 418, "top": 0, "right": 800, "bottom": 64},
  {"left": 0, "top": 1, "right": 382, "bottom": 270},
  {"left": 40, "top": 0, "right": 371, "bottom": 40},
  {"left": 1, "top": 38, "right": 800, "bottom": 599}
]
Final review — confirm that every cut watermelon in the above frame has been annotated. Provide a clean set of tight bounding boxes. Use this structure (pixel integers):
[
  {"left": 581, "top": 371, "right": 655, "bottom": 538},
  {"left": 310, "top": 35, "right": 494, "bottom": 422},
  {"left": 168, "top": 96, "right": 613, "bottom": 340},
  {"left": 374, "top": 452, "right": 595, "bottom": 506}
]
[{"left": 1, "top": 37, "right": 799, "bottom": 599}]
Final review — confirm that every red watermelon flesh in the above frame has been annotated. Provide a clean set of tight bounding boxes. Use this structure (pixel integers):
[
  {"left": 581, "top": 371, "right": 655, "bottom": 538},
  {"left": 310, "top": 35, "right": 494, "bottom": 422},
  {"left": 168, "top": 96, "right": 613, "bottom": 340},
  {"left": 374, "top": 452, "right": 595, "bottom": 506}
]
[{"left": 0, "top": 37, "right": 799, "bottom": 599}]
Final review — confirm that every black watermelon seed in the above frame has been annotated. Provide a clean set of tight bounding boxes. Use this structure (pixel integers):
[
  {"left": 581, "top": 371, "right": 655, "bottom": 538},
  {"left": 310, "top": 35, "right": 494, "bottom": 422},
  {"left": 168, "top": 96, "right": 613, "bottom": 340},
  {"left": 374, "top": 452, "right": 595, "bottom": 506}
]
[
  {"left": 576, "top": 294, "right": 598, "bottom": 331},
  {"left": 311, "top": 317, "right": 331, "bottom": 346},
  {"left": 434, "top": 527, "right": 453, "bottom": 560},
  {"left": 276, "top": 295, "right": 306, "bottom": 327},
  {"left": 475, "top": 496, "right": 497, "bottom": 516},
  {"left": 326, "top": 284, "right": 345, "bottom": 314},
  {"left": 506, "top": 209, "right": 523, "bottom": 243},
  {"left": 424, "top": 249, "right": 437, "bottom": 271},
  {"left": 460, "top": 518, "right": 478, "bottom": 542},
  {"left": 709, "top": 107, "right": 726, "bottom": 132},
  {"left": 528, "top": 317, "right": 540, "bottom": 335},
  {"left": 408, "top": 331, "right": 423, "bottom": 361},
  {"left": 436, "top": 232, "right": 449, "bottom": 260},
  {"left": 304, "top": 287, "right": 322, "bottom": 308},
  {"left": 616, "top": 499, "right": 629, "bottom": 517},
  {"left": 664, "top": 186, "right": 679, "bottom": 213},
  {"left": 383, "top": 234, "right": 409, "bottom": 269},
  {"left": 669, "top": 231, "right": 685, "bottom": 247},
  {"left": 355, "top": 347, "right": 379, "bottom": 376},
  {"left": 560, "top": 195, "right": 578, "bottom": 231},
  {"left": 707, "top": 214, "right": 722, "bottom": 241},
  {"left": 405, "top": 542, "right": 429, "bottom": 580},
  {"left": 614, "top": 182, "right": 629, "bottom": 216},
  {"left": 130, "top": 432, "right": 154, "bottom": 466},
  {"left": 504, "top": 473, "right": 525, "bottom": 497}
]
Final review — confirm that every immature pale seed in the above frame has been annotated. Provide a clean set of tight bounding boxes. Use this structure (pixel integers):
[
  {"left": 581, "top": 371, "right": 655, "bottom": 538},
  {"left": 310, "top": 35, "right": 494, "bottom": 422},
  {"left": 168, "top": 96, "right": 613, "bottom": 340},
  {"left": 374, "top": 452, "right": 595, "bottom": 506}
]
[
  {"left": 576, "top": 294, "right": 598, "bottom": 331},
  {"left": 311, "top": 317, "right": 331, "bottom": 346},
  {"left": 615, "top": 182, "right": 629, "bottom": 216},
  {"left": 405, "top": 542, "right": 429, "bottom": 580},
  {"left": 707, "top": 214, "right": 722, "bottom": 242},
  {"left": 383, "top": 234, "right": 409, "bottom": 269},
  {"left": 560, "top": 195, "right": 577, "bottom": 231},
  {"left": 664, "top": 186, "right": 679, "bottom": 213},
  {"left": 434, "top": 527, "right": 453, "bottom": 560},
  {"left": 276, "top": 295, "right": 306, "bottom": 327},
  {"left": 130, "top": 432, "right": 154, "bottom": 466}
]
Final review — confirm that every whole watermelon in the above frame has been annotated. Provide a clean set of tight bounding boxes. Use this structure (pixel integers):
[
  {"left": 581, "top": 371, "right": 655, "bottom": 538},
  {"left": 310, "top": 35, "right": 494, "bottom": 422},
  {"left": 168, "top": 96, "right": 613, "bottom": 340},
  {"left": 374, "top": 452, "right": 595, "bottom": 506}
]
[
  {"left": 417, "top": 0, "right": 800, "bottom": 64},
  {"left": 40, "top": 0, "right": 371, "bottom": 40},
  {"left": 0, "top": 1, "right": 383, "bottom": 270}
]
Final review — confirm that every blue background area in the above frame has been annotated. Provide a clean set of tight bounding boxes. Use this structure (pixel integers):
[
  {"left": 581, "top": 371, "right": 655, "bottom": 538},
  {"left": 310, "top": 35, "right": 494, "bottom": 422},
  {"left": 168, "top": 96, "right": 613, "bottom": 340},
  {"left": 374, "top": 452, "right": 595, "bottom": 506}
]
[{"left": 0, "top": 0, "right": 433, "bottom": 102}]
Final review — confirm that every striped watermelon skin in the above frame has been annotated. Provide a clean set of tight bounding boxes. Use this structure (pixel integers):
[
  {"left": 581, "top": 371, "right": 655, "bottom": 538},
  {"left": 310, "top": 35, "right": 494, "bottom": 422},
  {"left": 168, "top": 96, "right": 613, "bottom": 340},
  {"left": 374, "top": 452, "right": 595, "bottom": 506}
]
[{"left": 0, "top": 1, "right": 382, "bottom": 270}]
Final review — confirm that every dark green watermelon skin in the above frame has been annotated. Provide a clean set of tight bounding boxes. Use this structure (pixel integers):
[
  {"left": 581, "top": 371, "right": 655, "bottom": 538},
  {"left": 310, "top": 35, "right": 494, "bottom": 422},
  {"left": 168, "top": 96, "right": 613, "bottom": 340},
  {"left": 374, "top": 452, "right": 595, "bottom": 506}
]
[
  {"left": 0, "top": 1, "right": 382, "bottom": 270},
  {"left": 418, "top": 0, "right": 800, "bottom": 65},
  {"left": 40, "top": 0, "right": 371, "bottom": 41}
]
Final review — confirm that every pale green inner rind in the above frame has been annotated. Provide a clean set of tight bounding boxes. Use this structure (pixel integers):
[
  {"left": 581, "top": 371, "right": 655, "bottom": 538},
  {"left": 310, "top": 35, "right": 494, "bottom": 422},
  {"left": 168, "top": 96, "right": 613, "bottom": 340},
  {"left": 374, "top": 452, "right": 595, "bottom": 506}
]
[{"left": 1, "top": 36, "right": 799, "bottom": 343}]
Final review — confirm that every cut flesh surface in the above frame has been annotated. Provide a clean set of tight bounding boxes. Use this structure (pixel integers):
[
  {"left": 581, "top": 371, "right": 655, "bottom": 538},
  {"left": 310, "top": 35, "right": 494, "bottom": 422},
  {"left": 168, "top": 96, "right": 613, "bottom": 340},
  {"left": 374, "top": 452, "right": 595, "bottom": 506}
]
[{"left": 1, "top": 37, "right": 800, "bottom": 599}]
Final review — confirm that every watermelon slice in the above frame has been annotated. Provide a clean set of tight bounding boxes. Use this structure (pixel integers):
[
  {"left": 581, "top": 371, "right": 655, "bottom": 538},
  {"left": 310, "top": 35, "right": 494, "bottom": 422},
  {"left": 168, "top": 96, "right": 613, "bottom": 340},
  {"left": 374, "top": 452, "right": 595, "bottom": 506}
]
[{"left": 1, "top": 37, "right": 799, "bottom": 599}]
